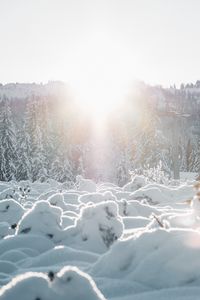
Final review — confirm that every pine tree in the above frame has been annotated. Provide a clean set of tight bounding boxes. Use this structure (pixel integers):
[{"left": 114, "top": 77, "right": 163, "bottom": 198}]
[
  {"left": 0, "top": 96, "right": 17, "bottom": 181},
  {"left": 15, "top": 125, "right": 29, "bottom": 180},
  {"left": 49, "top": 116, "right": 75, "bottom": 183},
  {"left": 24, "top": 95, "right": 47, "bottom": 181},
  {"left": 116, "top": 148, "right": 130, "bottom": 186}
]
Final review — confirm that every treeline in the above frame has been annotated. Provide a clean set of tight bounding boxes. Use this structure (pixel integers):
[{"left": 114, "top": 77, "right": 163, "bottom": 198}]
[{"left": 0, "top": 82, "right": 200, "bottom": 184}]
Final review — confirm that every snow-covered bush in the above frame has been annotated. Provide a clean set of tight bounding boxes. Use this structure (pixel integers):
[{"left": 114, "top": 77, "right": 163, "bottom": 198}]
[
  {"left": 0, "top": 266, "right": 106, "bottom": 300},
  {"left": 130, "top": 161, "right": 170, "bottom": 185},
  {"left": 118, "top": 199, "right": 160, "bottom": 217},
  {"left": 51, "top": 266, "right": 106, "bottom": 300},
  {"left": 16, "top": 201, "right": 63, "bottom": 243},
  {"left": 63, "top": 201, "right": 124, "bottom": 253}
]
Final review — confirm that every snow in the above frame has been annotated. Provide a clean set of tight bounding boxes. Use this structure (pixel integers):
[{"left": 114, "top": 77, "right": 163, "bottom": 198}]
[
  {"left": 24, "top": 245, "right": 98, "bottom": 268},
  {"left": 0, "top": 199, "right": 25, "bottom": 227},
  {"left": 63, "top": 201, "right": 124, "bottom": 254},
  {"left": 76, "top": 175, "right": 97, "bottom": 192},
  {"left": 61, "top": 215, "right": 75, "bottom": 228},
  {"left": 0, "top": 223, "right": 10, "bottom": 239},
  {"left": 123, "top": 216, "right": 150, "bottom": 230},
  {"left": 0, "top": 176, "right": 200, "bottom": 299},
  {"left": 129, "top": 183, "right": 194, "bottom": 206},
  {"left": 62, "top": 192, "right": 80, "bottom": 205},
  {"left": 51, "top": 266, "right": 106, "bottom": 300},
  {"left": 180, "top": 172, "right": 198, "bottom": 181},
  {"left": 91, "top": 228, "right": 200, "bottom": 289},
  {"left": 0, "top": 235, "right": 54, "bottom": 256},
  {"left": 0, "top": 266, "right": 106, "bottom": 300},
  {"left": 47, "top": 193, "right": 67, "bottom": 209},
  {"left": 123, "top": 175, "right": 148, "bottom": 192},
  {"left": 16, "top": 201, "right": 63, "bottom": 243},
  {"left": 78, "top": 191, "right": 116, "bottom": 205}
]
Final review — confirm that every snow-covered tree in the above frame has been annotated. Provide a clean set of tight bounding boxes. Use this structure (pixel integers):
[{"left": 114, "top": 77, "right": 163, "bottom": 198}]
[
  {"left": 0, "top": 96, "right": 18, "bottom": 181},
  {"left": 23, "top": 95, "right": 47, "bottom": 181}
]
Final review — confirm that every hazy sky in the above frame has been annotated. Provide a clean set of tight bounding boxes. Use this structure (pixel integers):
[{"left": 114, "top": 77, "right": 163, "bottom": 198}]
[{"left": 0, "top": 0, "right": 200, "bottom": 87}]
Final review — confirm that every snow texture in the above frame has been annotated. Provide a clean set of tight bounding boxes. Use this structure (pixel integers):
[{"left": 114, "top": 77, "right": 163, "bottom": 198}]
[{"left": 0, "top": 176, "right": 200, "bottom": 300}]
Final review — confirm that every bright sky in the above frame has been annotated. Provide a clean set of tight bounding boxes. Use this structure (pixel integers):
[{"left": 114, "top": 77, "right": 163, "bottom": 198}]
[{"left": 0, "top": 0, "right": 200, "bottom": 87}]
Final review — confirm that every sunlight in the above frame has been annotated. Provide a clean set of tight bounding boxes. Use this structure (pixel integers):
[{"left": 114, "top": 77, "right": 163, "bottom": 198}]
[{"left": 65, "top": 33, "right": 135, "bottom": 130}]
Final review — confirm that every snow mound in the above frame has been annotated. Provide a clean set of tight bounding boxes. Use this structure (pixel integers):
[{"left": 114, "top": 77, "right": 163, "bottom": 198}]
[
  {"left": 0, "top": 223, "right": 11, "bottom": 239},
  {"left": 51, "top": 266, "right": 106, "bottom": 300},
  {"left": 130, "top": 183, "right": 194, "bottom": 206},
  {"left": 0, "top": 188, "right": 17, "bottom": 201},
  {"left": 0, "top": 234, "right": 54, "bottom": 256},
  {"left": 102, "top": 191, "right": 117, "bottom": 202},
  {"left": 79, "top": 192, "right": 105, "bottom": 204},
  {"left": 118, "top": 199, "right": 160, "bottom": 217},
  {"left": 47, "top": 193, "right": 80, "bottom": 214},
  {"left": 63, "top": 192, "right": 80, "bottom": 205},
  {"left": 76, "top": 175, "right": 97, "bottom": 192},
  {"left": 48, "top": 193, "right": 66, "bottom": 210},
  {"left": 92, "top": 228, "right": 200, "bottom": 289},
  {"left": 123, "top": 216, "right": 150, "bottom": 230},
  {"left": 0, "top": 261, "right": 17, "bottom": 275},
  {"left": 38, "top": 190, "right": 58, "bottom": 201},
  {"left": 78, "top": 191, "right": 116, "bottom": 205},
  {"left": 25, "top": 245, "right": 98, "bottom": 268},
  {"left": 153, "top": 211, "right": 196, "bottom": 230},
  {"left": 191, "top": 192, "right": 200, "bottom": 216},
  {"left": 0, "top": 183, "right": 10, "bottom": 193},
  {"left": 0, "top": 249, "right": 29, "bottom": 263},
  {"left": 0, "top": 266, "right": 106, "bottom": 300},
  {"left": 16, "top": 201, "right": 63, "bottom": 243},
  {"left": 0, "top": 271, "right": 50, "bottom": 300},
  {"left": 63, "top": 201, "right": 124, "bottom": 253},
  {"left": 126, "top": 286, "right": 200, "bottom": 300},
  {"left": 0, "top": 199, "right": 25, "bottom": 226},
  {"left": 123, "top": 175, "right": 148, "bottom": 192},
  {"left": 61, "top": 215, "right": 75, "bottom": 228},
  {"left": 0, "top": 178, "right": 199, "bottom": 299}
]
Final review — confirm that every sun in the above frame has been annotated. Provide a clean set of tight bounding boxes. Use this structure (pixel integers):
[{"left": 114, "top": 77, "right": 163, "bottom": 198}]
[
  {"left": 65, "top": 33, "right": 135, "bottom": 130},
  {"left": 70, "top": 69, "right": 128, "bottom": 123}
]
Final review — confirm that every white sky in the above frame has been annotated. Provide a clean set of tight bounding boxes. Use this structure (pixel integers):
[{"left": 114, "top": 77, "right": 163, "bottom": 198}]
[{"left": 0, "top": 0, "right": 200, "bottom": 87}]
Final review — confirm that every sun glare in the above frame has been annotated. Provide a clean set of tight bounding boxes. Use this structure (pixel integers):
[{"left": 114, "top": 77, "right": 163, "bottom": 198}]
[{"left": 66, "top": 34, "right": 135, "bottom": 130}]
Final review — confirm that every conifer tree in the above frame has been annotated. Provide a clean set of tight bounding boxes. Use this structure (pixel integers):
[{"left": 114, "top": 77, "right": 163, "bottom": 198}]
[{"left": 0, "top": 96, "right": 17, "bottom": 181}]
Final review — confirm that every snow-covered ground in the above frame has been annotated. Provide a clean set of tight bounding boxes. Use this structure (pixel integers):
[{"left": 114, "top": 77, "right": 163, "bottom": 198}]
[{"left": 0, "top": 175, "right": 200, "bottom": 299}]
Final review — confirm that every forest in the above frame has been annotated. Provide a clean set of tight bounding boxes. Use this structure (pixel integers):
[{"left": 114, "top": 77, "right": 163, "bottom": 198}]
[{"left": 0, "top": 81, "right": 200, "bottom": 185}]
